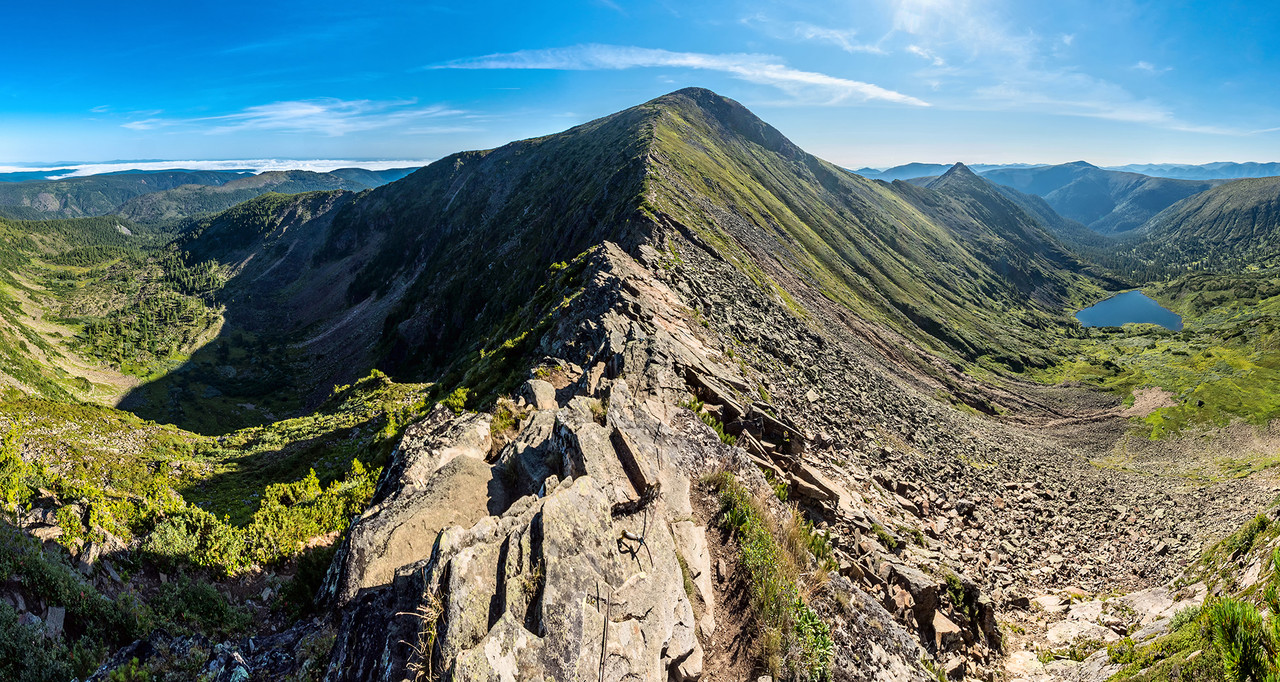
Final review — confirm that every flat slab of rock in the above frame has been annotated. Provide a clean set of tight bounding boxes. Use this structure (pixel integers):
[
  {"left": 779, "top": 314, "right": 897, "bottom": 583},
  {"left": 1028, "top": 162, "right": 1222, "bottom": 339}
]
[
  {"left": 523, "top": 379, "right": 559, "bottom": 411},
  {"left": 1045, "top": 618, "right": 1120, "bottom": 646},
  {"left": 336, "top": 455, "right": 502, "bottom": 604},
  {"left": 1118, "top": 583, "right": 1206, "bottom": 625},
  {"left": 1032, "top": 594, "right": 1066, "bottom": 614}
]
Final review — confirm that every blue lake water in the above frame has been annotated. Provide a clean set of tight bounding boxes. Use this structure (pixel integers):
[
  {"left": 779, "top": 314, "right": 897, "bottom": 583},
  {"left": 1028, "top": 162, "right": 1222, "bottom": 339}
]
[{"left": 1075, "top": 290, "right": 1183, "bottom": 331}]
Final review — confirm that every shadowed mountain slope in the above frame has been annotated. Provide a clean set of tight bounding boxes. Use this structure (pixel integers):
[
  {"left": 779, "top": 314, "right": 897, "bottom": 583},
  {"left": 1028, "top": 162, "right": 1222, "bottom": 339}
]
[
  {"left": 980, "top": 161, "right": 1217, "bottom": 234},
  {"left": 115, "top": 168, "right": 415, "bottom": 222},
  {"left": 0, "top": 170, "right": 243, "bottom": 219}
]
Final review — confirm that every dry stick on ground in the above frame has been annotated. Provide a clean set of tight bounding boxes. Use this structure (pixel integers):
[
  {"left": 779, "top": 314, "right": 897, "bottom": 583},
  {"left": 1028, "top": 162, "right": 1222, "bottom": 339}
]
[
  {"left": 598, "top": 582, "right": 613, "bottom": 682},
  {"left": 619, "top": 506, "right": 655, "bottom": 567}
]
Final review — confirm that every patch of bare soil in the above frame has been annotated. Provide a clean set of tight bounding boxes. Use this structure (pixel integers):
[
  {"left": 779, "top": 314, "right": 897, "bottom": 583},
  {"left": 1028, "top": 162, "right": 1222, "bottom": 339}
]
[
  {"left": 1122, "top": 387, "right": 1176, "bottom": 418},
  {"left": 692, "top": 481, "right": 757, "bottom": 682}
]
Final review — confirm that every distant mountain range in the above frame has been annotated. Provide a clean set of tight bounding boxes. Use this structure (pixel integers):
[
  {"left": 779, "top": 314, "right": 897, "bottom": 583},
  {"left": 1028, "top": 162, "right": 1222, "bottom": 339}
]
[
  {"left": 115, "top": 168, "right": 417, "bottom": 222},
  {"left": 979, "top": 162, "right": 1219, "bottom": 234},
  {"left": 852, "top": 163, "right": 1037, "bottom": 182},
  {"left": 1107, "top": 161, "right": 1280, "bottom": 180},
  {"left": 856, "top": 160, "right": 1280, "bottom": 183},
  {"left": 0, "top": 166, "right": 418, "bottom": 221}
]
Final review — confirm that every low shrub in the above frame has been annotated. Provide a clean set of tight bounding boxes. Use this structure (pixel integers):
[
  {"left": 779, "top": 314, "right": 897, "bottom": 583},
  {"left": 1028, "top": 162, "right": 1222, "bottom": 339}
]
[{"left": 150, "top": 575, "right": 249, "bottom": 635}]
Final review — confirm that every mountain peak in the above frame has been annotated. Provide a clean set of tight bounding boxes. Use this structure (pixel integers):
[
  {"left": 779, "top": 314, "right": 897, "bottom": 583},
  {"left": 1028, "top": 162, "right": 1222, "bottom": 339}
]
[
  {"left": 923, "top": 162, "right": 982, "bottom": 191},
  {"left": 643, "top": 88, "right": 799, "bottom": 156}
]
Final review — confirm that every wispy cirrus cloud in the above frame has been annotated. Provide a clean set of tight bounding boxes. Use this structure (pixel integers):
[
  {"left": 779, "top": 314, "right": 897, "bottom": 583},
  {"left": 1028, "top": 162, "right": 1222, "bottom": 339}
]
[
  {"left": 906, "top": 44, "right": 945, "bottom": 66},
  {"left": 428, "top": 44, "right": 928, "bottom": 107},
  {"left": 120, "top": 98, "right": 469, "bottom": 136},
  {"left": 1133, "top": 61, "right": 1172, "bottom": 74},
  {"left": 740, "top": 14, "right": 888, "bottom": 54}
]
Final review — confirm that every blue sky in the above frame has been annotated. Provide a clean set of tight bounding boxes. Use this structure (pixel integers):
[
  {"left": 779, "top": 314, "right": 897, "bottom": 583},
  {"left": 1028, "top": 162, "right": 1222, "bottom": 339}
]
[{"left": 2, "top": 0, "right": 1278, "bottom": 168}]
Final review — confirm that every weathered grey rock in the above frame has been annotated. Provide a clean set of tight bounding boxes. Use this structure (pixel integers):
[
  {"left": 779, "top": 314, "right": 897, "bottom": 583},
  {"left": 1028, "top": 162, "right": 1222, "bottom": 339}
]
[
  {"left": 494, "top": 409, "right": 559, "bottom": 496},
  {"left": 889, "top": 563, "right": 942, "bottom": 640},
  {"left": 672, "top": 521, "right": 716, "bottom": 637},
  {"left": 933, "top": 611, "right": 961, "bottom": 651},
  {"left": 44, "top": 606, "right": 64, "bottom": 638},
  {"left": 29, "top": 524, "right": 62, "bottom": 542},
  {"left": 331, "top": 407, "right": 508, "bottom": 606},
  {"left": 522, "top": 379, "right": 559, "bottom": 411}
]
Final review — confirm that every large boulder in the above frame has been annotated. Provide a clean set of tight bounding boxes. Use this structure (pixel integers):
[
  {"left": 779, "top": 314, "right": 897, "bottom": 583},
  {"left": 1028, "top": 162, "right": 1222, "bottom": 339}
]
[{"left": 330, "top": 408, "right": 504, "bottom": 606}]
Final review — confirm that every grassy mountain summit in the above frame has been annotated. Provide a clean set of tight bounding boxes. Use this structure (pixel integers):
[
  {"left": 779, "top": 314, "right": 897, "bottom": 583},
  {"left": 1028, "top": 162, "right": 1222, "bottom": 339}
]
[{"left": 643, "top": 91, "right": 1102, "bottom": 368}]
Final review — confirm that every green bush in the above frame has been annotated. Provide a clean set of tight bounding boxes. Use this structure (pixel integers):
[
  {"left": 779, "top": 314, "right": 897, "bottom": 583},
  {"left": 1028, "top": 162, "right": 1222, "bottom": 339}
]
[
  {"left": 0, "top": 426, "right": 30, "bottom": 511},
  {"left": 680, "top": 399, "right": 737, "bottom": 446},
  {"left": 141, "top": 516, "right": 202, "bottom": 570},
  {"left": 0, "top": 603, "right": 74, "bottom": 682},
  {"left": 442, "top": 387, "right": 470, "bottom": 415},
  {"left": 137, "top": 458, "right": 376, "bottom": 576},
  {"left": 140, "top": 506, "right": 248, "bottom": 576},
  {"left": 150, "top": 576, "right": 249, "bottom": 635},
  {"left": 1209, "top": 595, "right": 1274, "bottom": 681},
  {"left": 1170, "top": 604, "right": 1202, "bottom": 631}
]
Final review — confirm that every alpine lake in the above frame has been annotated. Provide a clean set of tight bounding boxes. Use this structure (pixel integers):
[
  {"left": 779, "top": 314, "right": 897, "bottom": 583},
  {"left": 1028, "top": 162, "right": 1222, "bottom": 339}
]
[{"left": 1075, "top": 290, "right": 1183, "bottom": 331}]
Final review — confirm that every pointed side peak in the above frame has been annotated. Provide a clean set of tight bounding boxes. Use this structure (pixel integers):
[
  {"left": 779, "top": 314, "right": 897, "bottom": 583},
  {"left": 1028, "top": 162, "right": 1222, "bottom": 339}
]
[{"left": 925, "top": 162, "right": 991, "bottom": 192}]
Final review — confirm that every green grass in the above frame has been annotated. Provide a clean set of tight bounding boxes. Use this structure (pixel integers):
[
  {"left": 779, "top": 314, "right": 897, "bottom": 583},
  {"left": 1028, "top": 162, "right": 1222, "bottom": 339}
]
[
  {"left": 644, "top": 90, "right": 1104, "bottom": 373},
  {"left": 1036, "top": 273, "right": 1280, "bottom": 438},
  {"left": 706, "top": 471, "right": 832, "bottom": 680},
  {"left": 680, "top": 398, "right": 738, "bottom": 446}
]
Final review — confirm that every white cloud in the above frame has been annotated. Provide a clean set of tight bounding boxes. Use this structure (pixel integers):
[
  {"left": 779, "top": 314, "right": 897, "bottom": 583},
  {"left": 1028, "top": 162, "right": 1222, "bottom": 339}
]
[
  {"left": 429, "top": 44, "right": 928, "bottom": 107},
  {"left": 122, "top": 118, "right": 165, "bottom": 131},
  {"left": 906, "top": 44, "right": 945, "bottom": 66},
  {"left": 1133, "top": 61, "right": 1171, "bottom": 74},
  {"left": 740, "top": 14, "right": 887, "bottom": 54},
  {"left": 118, "top": 99, "right": 467, "bottom": 137},
  {"left": 884, "top": 0, "right": 1226, "bottom": 133},
  {"left": 0, "top": 159, "right": 433, "bottom": 179}
]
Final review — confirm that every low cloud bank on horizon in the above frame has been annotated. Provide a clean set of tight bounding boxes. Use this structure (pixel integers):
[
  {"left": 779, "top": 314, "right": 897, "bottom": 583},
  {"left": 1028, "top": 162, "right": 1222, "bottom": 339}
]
[{"left": 0, "top": 158, "right": 433, "bottom": 180}]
